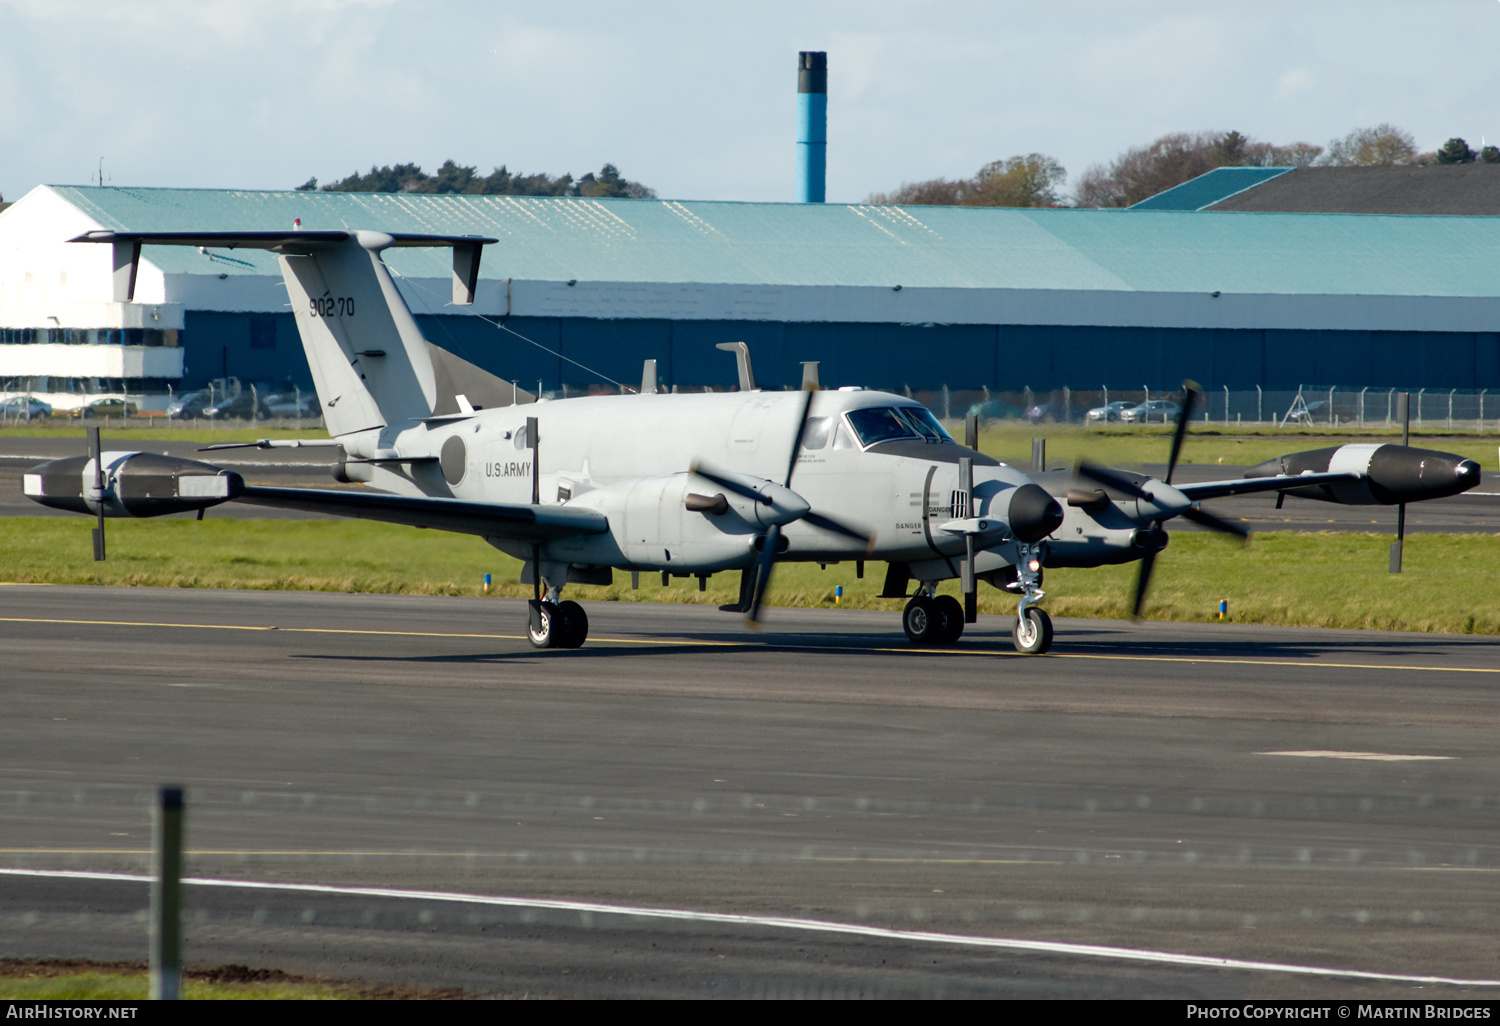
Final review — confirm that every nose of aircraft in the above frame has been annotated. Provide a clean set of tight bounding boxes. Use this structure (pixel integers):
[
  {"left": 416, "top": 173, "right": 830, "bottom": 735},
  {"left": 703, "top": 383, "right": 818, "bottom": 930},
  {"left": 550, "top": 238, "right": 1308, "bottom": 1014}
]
[{"left": 1008, "top": 482, "right": 1064, "bottom": 543}]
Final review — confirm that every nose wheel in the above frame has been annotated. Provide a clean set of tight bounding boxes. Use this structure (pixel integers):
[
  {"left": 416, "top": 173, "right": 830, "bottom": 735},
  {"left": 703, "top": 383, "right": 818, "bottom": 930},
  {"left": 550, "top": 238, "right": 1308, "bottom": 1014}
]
[{"left": 1013, "top": 606, "right": 1053, "bottom": 654}]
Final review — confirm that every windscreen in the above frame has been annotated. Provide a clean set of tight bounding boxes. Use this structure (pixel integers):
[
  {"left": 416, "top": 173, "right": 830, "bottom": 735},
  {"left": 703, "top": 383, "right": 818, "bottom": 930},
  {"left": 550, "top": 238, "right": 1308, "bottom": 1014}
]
[
  {"left": 846, "top": 407, "right": 918, "bottom": 446},
  {"left": 897, "top": 406, "right": 952, "bottom": 441}
]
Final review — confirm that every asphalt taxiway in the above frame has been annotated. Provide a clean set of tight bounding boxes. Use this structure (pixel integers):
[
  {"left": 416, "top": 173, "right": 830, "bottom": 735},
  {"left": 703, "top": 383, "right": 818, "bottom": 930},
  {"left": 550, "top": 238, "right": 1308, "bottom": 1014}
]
[{"left": 2, "top": 586, "right": 1498, "bottom": 997}]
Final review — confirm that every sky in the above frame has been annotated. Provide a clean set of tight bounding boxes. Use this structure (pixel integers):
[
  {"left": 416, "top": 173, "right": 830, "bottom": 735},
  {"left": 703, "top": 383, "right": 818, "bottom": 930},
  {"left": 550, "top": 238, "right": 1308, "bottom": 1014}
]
[{"left": 4, "top": 0, "right": 1500, "bottom": 206}]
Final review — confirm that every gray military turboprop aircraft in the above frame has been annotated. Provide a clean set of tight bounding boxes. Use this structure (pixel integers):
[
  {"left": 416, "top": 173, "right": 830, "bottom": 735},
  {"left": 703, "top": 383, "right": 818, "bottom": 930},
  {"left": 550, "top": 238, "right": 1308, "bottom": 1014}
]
[{"left": 22, "top": 229, "right": 1483, "bottom": 654}]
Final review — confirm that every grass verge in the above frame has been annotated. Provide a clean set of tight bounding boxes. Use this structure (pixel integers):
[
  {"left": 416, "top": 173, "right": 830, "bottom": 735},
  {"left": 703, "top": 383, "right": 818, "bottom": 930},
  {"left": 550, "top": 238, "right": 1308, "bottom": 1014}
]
[
  {"left": 0, "top": 959, "right": 463, "bottom": 999},
  {"left": 2, "top": 517, "right": 1496, "bottom": 635}
]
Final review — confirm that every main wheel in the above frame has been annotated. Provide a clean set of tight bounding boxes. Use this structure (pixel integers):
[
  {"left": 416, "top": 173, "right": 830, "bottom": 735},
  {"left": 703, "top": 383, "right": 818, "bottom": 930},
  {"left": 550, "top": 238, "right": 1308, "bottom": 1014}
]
[
  {"left": 933, "top": 595, "right": 965, "bottom": 644},
  {"left": 1013, "top": 607, "right": 1054, "bottom": 655},
  {"left": 527, "top": 601, "right": 559, "bottom": 649},
  {"left": 554, "top": 600, "right": 589, "bottom": 649},
  {"left": 903, "top": 595, "right": 943, "bottom": 646}
]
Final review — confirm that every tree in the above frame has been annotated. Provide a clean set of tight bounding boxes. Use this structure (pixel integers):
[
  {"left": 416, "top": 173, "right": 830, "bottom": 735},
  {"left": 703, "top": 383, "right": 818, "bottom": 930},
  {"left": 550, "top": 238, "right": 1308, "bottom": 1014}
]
[
  {"left": 1436, "top": 137, "right": 1477, "bottom": 164},
  {"left": 308, "top": 161, "right": 654, "bottom": 198},
  {"left": 1322, "top": 124, "right": 1419, "bottom": 166},
  {"left": 866, "top": 154, "right": 1066, "bottom": 207},
  {"left": 1482, "top": 146, "right": 1500, "bottom": 164},
  {"left": 972, "top": 154, "right": 1067, "bottom": 207},
  {"left": 295, "top": 177, "right": 317, "bottom": 192},
  {"left": 866, "top": 178, "right": 969, "bottom": 206},
  {"left": 1074, "top": 130, "right": 1324, "bottom": 207}
]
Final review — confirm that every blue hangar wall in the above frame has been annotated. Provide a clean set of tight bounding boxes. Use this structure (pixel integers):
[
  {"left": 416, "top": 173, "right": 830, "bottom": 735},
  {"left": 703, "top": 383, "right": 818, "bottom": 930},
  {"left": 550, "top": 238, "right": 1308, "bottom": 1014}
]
[{"left": 180, "top": 311, "right": 1500, "bottom": 394}]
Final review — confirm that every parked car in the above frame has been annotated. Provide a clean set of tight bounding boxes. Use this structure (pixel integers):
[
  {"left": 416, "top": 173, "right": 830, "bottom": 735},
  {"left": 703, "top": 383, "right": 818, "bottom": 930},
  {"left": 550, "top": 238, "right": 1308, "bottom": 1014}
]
[
  {"left": 0, "top": 396, "right": 52, "bottom": 419},
  {"left": 260, "top": 391, "right": 321, "bottom": 419},
  {"left": 1118, "top": 399, "right": 1182, "bottom": 424},
  {"left": 202, "top": 391, "right": 268, "bottom": 420},
  {"left": 1084, "top": 400, "right": 1136, "bottom": 424},
  {"left": 167, "top": 389, "right": 213, "bottom": 419},
  {"left": 71, "top": 397, "right": 139, "bottom": 419}
]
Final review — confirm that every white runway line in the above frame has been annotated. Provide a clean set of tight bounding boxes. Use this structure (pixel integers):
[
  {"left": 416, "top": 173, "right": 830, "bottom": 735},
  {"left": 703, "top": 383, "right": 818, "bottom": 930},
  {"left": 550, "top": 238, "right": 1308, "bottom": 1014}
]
[
  {"left": 2, "top": 867, "right": 1496, "bottom": 987},
  {"left": 1260, "top": 751, "right": 1455, "bottom": 762}
]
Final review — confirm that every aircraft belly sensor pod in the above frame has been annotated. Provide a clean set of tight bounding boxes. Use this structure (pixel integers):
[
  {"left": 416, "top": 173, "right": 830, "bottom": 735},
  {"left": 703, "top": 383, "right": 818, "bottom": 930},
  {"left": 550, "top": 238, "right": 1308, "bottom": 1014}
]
[{"left": 37, "top": 233, "right": 1480, "bottom": 655}]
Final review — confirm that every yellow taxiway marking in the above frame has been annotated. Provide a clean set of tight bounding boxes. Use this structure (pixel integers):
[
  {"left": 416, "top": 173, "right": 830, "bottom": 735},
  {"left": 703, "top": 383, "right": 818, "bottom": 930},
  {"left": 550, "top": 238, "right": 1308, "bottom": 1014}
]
[
  {"left": 0, "top": 616, "right": 729, "bottom": 648},
  {"left": 3, "top": 615, "right": 1498, "bottom": 673},
  {"left": 1259, "top": 751, "right": 1455, "bottom": 762}
]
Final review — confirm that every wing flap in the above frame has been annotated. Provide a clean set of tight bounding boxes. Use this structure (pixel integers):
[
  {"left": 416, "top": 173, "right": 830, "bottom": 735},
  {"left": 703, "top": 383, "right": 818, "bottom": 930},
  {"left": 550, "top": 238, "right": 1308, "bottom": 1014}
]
[{"left": 236, "top": 486, "right": 608, "bottom": 541}]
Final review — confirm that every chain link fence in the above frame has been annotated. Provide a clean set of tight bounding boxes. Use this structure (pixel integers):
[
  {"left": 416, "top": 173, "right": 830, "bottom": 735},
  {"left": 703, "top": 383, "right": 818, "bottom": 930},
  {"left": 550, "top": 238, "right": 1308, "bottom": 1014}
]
[{"left": 912, "top": 386, "right": 1500, "bottom": 431}]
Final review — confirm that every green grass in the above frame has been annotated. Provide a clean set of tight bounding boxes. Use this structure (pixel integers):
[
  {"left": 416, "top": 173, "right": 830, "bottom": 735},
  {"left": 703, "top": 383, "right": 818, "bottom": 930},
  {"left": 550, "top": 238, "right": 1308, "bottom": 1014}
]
[
  {"left": 3, "top": 517, "right": 1496, "bottom": 635},
  {"left": 0, "top": 960, "right": 459, "bottom": 999},
  {"left": 0, "top": 423, "right": 329, "bottom": 443}
]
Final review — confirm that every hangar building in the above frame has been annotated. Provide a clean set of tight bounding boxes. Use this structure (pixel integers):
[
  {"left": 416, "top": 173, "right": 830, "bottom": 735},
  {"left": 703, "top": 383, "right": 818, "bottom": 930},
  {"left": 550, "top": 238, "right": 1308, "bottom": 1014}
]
[{"left": 2, "top": 184, "right": 1498, "bottom": 409}]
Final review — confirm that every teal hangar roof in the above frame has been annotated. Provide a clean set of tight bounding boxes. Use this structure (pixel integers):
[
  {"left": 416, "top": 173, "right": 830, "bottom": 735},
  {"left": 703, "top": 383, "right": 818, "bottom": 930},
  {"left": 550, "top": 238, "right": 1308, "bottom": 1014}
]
[{"left": 38, "top": 184, "right": 1500, "bottom": 300}]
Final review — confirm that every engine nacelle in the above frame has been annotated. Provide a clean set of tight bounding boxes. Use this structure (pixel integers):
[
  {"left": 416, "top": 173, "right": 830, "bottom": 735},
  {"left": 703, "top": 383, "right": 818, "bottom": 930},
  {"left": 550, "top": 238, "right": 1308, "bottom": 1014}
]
[
  {"left": 1246, "top": 444, "right": 1481, "bottom": 505},
  {"left": 23, "top": 452, "right": 244, "bottom": 518}
]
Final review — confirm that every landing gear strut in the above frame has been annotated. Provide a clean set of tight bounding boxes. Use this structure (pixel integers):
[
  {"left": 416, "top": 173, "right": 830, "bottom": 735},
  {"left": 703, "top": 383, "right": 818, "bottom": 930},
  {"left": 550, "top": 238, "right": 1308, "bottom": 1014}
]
[{"left": 1011, "top": 542, "right": 1052, "bottom": 655}]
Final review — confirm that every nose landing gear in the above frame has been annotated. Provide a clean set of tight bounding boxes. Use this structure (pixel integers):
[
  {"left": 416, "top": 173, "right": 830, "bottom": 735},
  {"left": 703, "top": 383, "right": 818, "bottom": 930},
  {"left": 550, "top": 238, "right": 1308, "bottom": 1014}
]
[{"left": 1011, "top": 541, "right": 1053, "bottom": 655}]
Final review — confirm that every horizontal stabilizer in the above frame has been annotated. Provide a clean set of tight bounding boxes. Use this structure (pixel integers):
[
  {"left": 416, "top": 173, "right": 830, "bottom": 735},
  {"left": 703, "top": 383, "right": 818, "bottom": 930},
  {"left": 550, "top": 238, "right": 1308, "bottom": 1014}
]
[{"left": 71, "top": 230, "right": 496, "bottom": 304}]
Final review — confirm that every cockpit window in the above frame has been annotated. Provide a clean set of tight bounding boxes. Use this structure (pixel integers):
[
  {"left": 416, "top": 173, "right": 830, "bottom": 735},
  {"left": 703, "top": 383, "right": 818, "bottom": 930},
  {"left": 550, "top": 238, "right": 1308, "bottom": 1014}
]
[
  {"left": 897, "top": 406, "right": 952, "bottom": 441},
  {"left": 800, "top": 416, "right": 832, "bottom": 450},
  {"left": 846, "top": 407, "right": 918, "bottom": 446}
]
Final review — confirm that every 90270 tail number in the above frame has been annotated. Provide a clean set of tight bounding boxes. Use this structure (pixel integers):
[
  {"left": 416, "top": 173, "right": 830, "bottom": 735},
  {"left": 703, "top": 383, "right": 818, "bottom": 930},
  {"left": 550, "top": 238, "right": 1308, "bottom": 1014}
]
[{"left": 310, "top": 297, "right": 355, "bottom": 317}]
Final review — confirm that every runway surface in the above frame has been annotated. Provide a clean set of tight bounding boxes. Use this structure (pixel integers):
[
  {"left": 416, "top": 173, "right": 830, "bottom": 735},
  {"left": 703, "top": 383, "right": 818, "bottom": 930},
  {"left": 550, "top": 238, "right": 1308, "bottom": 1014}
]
[
  {"left": 3, "top": 437, "right": 1497, "bottom": 532},
  {"left": 2, "top": 586, "right": 1499, "bottom": 997}
]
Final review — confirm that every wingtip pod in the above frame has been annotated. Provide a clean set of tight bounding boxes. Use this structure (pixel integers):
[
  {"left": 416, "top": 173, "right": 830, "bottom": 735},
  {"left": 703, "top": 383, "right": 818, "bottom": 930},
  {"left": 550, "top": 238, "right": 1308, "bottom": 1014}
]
[
  {"left": 24, "top": 453, "right": 243, "bottom": 518},
  {"left": 1247, "top": 444, "right": 1483, "bottom": 505}
]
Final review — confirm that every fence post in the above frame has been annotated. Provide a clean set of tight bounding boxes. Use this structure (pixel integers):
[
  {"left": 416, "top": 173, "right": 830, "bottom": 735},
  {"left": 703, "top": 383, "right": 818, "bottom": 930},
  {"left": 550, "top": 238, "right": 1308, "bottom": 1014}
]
[
  {"left": 1416, "top": 388, "right": 1425, "bottom": 430},
  {"left": 1256, "top": 385, "right": 1262, "bottom": 425},
  {"left": 1359, "top": 386, "right": 1367, "bottom": 428},
  {"left": 1449, "top": 388, "right": 1456, "bottom": 431},
  {"left": 1223, "top": 384, "right": 1229, "bottom": 425}
]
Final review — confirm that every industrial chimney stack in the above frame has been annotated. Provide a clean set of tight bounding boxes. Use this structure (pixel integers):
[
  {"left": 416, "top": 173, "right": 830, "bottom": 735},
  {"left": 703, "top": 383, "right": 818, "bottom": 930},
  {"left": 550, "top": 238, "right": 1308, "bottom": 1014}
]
[{"left": 797, "top": 51, "right": 827, "bottom": 203}]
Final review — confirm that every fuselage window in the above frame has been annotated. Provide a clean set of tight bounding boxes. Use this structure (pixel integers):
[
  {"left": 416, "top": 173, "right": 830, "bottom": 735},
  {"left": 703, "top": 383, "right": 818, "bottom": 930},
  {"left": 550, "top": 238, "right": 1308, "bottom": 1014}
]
[
  {"left": 898, "top": 406, "right": 953, "bottom": 441},
  {"left": 801, "top": 416, "right": 832, "bottom": 450},
  {"left": 846, "top": 407, "right": 918, "bottom": 446}
]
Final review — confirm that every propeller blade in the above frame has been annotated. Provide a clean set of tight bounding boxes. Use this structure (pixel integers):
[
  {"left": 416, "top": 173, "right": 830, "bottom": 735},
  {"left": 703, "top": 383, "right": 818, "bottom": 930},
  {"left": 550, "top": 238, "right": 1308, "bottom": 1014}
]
[
  {"left": 1181, "top": 505, "right": 1250, "bottom": 539},
  {"left": 745, "top": 524, "right": 781, "bottom": 627},
  {"left": 690, "top": 462, "right": 768, "bottom": 504},
  {"left": 783, "top": 388, "right": 815, "bottom": 487},
  {"left": 1130, "top": 546, "right": 1158, "bottom": 620},
  {"left": 803, "top": 511, "right": 874, "bottom": 549},
  {"left": 1164, "top": 381, "right": 1201, "bottom": 486},
  {"left": 1076, "top": 460, "right": 1152, "bottom": 502}
]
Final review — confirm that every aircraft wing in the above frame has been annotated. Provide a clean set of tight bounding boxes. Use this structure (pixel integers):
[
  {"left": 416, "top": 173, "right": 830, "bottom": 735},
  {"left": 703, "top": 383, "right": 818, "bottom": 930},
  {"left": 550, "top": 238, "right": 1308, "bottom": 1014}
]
[
  {"left": 1176, "top": 472, "right": 1360, "bottom": 502},
  {"left": 235, "top": 486, "right": 609, "bottom": 542}
]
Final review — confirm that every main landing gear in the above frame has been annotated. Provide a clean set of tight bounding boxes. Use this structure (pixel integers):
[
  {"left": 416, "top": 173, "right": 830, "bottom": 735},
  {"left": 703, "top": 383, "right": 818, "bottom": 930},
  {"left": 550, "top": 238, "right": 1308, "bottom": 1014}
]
[
  {"left": 902, "top": 590, "right": 964, "bottom": 646},
  {"left": 527, "top": 597, "right": 589, "bottom": 649}
]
